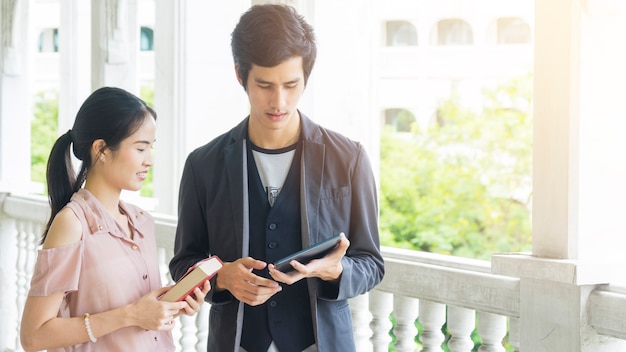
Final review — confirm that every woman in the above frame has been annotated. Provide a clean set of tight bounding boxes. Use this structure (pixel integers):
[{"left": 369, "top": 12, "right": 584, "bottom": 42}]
[{"left": 20, "top": 87, "right": 209, "bottom": 351}]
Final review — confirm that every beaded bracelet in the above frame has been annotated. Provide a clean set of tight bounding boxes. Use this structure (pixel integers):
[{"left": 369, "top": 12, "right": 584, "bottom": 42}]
[{"left": 83, "top": 313, "right": 97, "bottom": 343}]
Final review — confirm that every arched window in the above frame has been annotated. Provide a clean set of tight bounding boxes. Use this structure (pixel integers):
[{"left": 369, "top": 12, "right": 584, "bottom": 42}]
[
  {"left": 386, "top": 20, "right": 417, "bottom": 47},
  {"left": 497, "top": 17, "right": 531, "bottom": 44},
  {"left": 140, "top": 26, "right": 154, "bottom": 51},
  {"left": 437, "top": 19, "right": 473, "bottom": 45},
  {"left": 38, "top": 28, "right": 58, "bottom": 53},
  {"left": 384, "top": 108, "right": 416, "bottom": 132}
]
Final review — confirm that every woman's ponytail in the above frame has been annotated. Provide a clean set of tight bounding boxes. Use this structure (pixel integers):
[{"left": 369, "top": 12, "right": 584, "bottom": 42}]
[{"left": 41, "top": 130, "right": 77, "bottom": 244}]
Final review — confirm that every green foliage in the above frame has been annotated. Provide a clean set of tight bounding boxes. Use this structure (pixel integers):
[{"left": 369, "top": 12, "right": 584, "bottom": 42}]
[
  {"left": 31, "top": 91, "right": 59, "bottom": 189},
  {"left": 139, "top": 85, "right": 155, "bottom": 197},
  {"left": 379, "top": 74, "right": 533, "bottom": 259}
]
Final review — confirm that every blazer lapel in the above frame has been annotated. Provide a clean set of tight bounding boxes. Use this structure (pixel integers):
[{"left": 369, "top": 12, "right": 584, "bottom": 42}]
[{"left": 299, "top": 113, "right": 325, "bottom": 247}]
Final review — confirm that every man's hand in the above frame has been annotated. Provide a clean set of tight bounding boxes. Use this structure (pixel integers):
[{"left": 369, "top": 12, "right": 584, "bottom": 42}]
[
  {"left": 215, "top": 257, "right": 282, "bottom": 306},
  {"left": 268, "top": 234, "right": 349, "bottom": 285}
]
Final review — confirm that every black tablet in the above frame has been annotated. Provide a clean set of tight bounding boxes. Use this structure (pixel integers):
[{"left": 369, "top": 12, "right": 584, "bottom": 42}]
[{"left": 273, "top": 234, "right": 343, "bottom": 272}]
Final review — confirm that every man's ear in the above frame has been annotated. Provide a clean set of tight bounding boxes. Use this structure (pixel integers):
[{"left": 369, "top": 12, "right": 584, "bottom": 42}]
[{"left": 234, "top": 64, "right": 244, "bottom": 87}]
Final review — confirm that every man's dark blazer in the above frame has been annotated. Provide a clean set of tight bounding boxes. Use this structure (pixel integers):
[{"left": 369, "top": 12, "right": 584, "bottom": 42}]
[{"left": 169, "top": 112, "right": 385, "bottom": 352}]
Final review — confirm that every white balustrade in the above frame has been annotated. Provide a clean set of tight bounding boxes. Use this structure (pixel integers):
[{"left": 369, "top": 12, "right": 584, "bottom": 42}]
[{"left": 4, "top": 193, "right": 626, "bottom": 351}]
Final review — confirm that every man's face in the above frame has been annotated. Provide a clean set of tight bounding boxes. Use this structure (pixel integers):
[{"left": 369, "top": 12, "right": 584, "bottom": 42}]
[{"left": 242, "top": 56, "right": 305, "bottom": 136}]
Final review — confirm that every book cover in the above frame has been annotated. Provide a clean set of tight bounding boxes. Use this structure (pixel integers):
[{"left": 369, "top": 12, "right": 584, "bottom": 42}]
[{"left": 160, "top": 256, "right": 223, "bottom": 302}]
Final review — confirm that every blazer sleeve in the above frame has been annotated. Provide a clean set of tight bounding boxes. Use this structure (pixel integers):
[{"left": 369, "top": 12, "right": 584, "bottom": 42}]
[
  {"left": 320, "top": 144, "right": 385, "bottom": 300},
  {"left": 169, "top": 154, "right": 210, "bottom": 282},
  {"left": 169, "top": 149, "right": 236, "bottom": 305}
]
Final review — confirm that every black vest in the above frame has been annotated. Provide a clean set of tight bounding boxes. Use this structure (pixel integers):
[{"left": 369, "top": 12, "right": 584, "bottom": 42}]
[{"left": 241, "top": 142, "right": 315, "bottom": 352}]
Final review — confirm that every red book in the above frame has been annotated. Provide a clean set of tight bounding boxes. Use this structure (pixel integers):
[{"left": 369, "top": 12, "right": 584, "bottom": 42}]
[{"left": 160, "top": 256, "right": 223, "bottom": 302}]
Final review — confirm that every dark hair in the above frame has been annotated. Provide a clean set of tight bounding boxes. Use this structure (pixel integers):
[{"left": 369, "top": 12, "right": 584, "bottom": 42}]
[
  {"left": 41, "top": 86, "right": 156, "bottom": 243},
  {"left": 231, "top": 4, "right": 317, "bottom": 90}
]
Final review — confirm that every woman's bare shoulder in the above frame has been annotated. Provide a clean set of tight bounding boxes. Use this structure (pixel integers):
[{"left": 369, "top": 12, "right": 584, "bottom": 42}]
[{"left": 42, "top": 207, "right": 83, "bottom": 249}]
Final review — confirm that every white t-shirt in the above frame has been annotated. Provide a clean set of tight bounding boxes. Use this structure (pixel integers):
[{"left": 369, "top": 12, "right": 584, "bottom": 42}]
[{"left": 252, "top": 147, "right": 295, "bottom": 206}]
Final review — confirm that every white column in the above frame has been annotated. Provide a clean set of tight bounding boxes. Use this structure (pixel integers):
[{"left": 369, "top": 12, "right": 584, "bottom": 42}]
[
  {"left": 152, "top": 0, "right": 248, "bottom": 215},
  {"left": 0, "top": 0, "right": 31, "bottom": 193},
  {"left": 90, "top": 0, "right": 139, "bottom": 93},
  {"left": 152, "top": 0, "right": 183, "bottom": 215},
  {"left": 58, "top": 0, "right": 92, "bottom": 132},
  {"left": 492, "top": 0, "right": 626, "bottom": 350}
]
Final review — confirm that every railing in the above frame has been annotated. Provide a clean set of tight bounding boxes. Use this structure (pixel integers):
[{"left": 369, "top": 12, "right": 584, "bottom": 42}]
[{"left": 2, "top": 192, "right": 626, "bottom": 351}]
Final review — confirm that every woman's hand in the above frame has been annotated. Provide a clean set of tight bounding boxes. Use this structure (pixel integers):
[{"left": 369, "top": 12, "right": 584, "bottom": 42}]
[
  {"left": 127, "top": 286, "right": 187, "bottom": 330},
  {"left": 180, "top": 280, "right": 211, "bottom": 316}
]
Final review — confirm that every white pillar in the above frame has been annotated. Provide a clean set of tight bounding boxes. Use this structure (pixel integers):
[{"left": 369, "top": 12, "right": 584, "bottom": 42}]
[
  {"left": 152, "top": 0, "right": 184, "bottom": 215},
  {"left": 152, "top": 0, "right": 248, "bottom": 215},
  {"left": 0, "top": 0, "right": 32, "bottom": 194},
  {"left": 58, "top": 0, "right": 92, "bottom": 132},
  {"left": 492, "top": 0, "right": 626, "bottom": 350},
  {"left": 90, "top": 0, "right": 139, "bottom": 93}
]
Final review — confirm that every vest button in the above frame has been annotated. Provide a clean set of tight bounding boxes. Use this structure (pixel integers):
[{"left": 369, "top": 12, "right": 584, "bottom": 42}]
[
  {"left": 269, "top": 300, "right": 277, "bottom": 308},
  {"left": 268, "top": 242, "right": 277, "bottom": 249},
  {"left": 268, "top": 223, "right": 277, "bottom": 230}
]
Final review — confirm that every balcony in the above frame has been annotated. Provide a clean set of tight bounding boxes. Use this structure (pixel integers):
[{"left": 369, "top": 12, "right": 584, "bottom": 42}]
[{"left": 3, "top": 193, "right": 626, "bottom": 352}]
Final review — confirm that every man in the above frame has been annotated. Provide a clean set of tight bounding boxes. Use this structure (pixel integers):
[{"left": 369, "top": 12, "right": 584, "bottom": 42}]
[{"left": 169, "top": 4, "right": 384, "bottom": 352}]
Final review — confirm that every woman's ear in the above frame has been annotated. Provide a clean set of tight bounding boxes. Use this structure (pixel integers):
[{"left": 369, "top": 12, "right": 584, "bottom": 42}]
[{"left": 91, "top": 139, "right": 108, "bottom": 162}]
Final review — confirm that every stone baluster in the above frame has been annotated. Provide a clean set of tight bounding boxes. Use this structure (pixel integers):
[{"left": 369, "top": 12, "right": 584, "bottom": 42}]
[
  {"left": 158, "top": 247, "right": 172, "bottom": 286},
  {"left": 508, "top": 317, "right": 520, "bottom": 351},
  {"left": 25, "top": 220, "right": 38, "bottom": 285},
  {"left": 477, "top": 311, "right": 506, "bottom": 352},
  {"left": 419, "top": 300, "right": 446, "bottom": 351},
  {"left": 393, "top": 294, "right": 419, "bottom": 352},
  {"left": 15, "top": 220, "right": 28, "bottom": 350},
  {"left": 369, "top": 290, "right": 393, "bottom": 352},
  {"left": 350, "top": 293, "right": 373, "bottom": 352},
  {"left": 179, "top": 313, "right": 196, "bottom": 351},
  {"left": 195, "top": 304, "right": 209, "bottom": 351},
  {"left": 447, "top": 305, "right": 476, "bottom": 352}
]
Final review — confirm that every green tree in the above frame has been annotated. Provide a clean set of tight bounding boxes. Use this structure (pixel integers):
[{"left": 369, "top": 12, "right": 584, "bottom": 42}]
[
  {"left": 31, "top": 91, "right": 59, "bottom": 190},
  {"left": 379, "top": 74, "right": 533, "bottom": 259}
]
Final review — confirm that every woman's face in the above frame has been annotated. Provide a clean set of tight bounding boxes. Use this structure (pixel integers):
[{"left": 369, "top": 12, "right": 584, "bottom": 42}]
[{"left": 102, "top": 115, "right": 156, "bottom": 192}]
